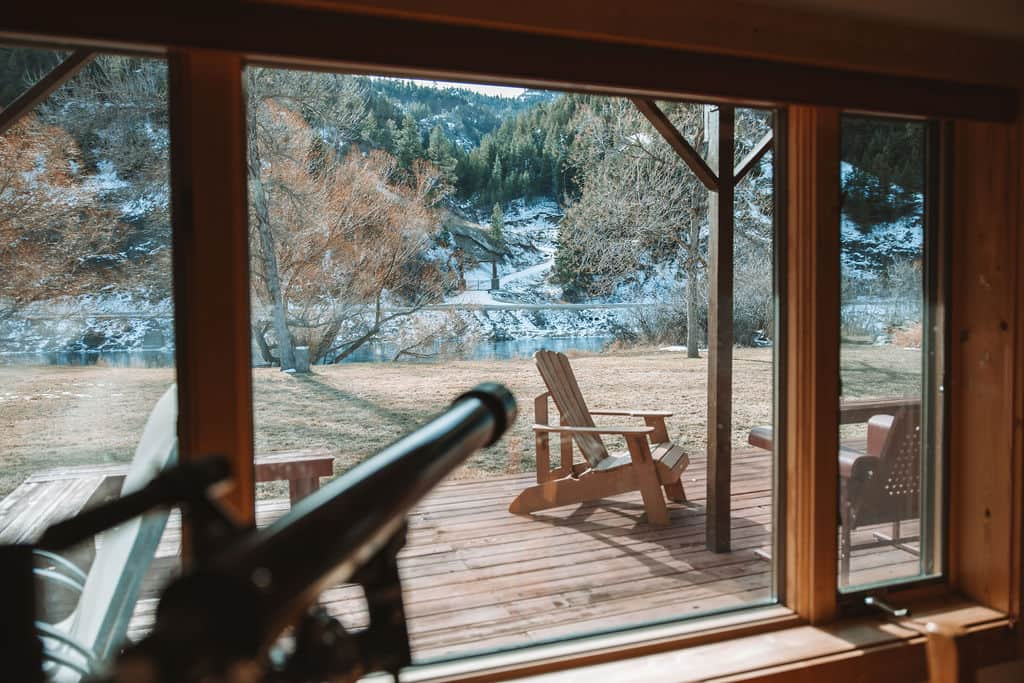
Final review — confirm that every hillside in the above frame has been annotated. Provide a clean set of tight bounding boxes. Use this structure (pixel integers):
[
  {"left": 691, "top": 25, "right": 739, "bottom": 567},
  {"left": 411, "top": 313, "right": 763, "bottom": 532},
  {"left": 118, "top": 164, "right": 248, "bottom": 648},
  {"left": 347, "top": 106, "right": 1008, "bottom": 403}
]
[{"left": 0, "top": 54, "right": 924, "bottom": 362}]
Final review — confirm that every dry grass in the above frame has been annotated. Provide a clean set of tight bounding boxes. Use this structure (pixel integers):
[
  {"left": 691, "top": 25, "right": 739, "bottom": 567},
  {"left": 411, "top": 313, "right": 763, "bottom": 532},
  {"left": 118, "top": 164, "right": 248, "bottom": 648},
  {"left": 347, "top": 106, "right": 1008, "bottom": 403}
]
[{"left": 0, "top": 344, "right": 921, "bottom": 498}]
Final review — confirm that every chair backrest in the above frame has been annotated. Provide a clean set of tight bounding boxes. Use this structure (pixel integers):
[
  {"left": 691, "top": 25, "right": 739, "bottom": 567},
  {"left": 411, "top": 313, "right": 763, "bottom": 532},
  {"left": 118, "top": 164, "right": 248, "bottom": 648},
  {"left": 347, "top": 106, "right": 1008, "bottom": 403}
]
[
  {"left": 67, "top": 384, "right": 179, "bottom": 662},
  {"left": 534, "top": 350, "right": 608, "bottom": 468},
  {"left": 854, "top": 402, "right": 921, "bottom": 526}
]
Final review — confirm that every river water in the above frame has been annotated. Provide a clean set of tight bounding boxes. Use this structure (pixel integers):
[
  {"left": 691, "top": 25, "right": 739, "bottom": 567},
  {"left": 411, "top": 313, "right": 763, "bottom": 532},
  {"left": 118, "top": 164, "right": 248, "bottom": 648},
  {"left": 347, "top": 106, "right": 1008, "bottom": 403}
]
[{"left": 0, "top": 335, "right": 614, "bottom": 368}]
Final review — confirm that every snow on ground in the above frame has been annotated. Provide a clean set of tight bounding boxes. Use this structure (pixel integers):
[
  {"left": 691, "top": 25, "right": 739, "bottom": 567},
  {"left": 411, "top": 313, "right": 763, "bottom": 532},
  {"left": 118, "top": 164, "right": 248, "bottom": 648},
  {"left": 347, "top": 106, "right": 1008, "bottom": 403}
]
[
  {"left": 446, "top": 289, "right": 500, "bottom": 305},
  {"left": 439, "top": 198, "right": 636, "bottom": 340},
  {"left": 444, "top": 198, "right": 563, "bottom": 308}
]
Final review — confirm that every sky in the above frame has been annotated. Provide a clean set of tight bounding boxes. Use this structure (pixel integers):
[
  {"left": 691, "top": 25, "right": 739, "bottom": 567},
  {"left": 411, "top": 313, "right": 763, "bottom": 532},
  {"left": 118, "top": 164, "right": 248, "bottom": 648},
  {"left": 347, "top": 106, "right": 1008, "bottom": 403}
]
[{"left": 407, "top": 78, "right": 526, "bottom": 98}]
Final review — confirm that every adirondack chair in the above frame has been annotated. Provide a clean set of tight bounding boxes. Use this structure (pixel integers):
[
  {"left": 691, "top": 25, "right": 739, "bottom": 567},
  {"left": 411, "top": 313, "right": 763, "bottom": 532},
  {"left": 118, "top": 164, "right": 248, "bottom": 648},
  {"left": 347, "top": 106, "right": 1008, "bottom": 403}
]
[{"left": 509, "top": 350, "right": 689, "bottom": 525}]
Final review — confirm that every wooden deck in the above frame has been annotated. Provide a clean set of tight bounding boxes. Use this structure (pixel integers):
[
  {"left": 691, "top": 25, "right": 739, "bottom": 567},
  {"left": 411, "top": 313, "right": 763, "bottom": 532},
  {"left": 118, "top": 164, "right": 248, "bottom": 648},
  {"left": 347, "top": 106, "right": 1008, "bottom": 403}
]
[
  {"left": 3, "top": 444, "right": 921, "bottom": 662},
  {"left": 124, "top": 444, "right": 918, "bottom": 661}
]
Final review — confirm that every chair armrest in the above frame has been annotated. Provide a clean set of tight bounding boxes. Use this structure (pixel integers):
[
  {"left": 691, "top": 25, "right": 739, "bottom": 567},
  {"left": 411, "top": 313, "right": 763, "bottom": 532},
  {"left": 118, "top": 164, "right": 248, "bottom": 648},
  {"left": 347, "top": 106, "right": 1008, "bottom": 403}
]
[
  {"left": 839, "top": 447, "right": 878, "bottom": 480},
  {"left": 532, "top": 424, "right": 655, "bottom": 436},
  {"left": 589, "top": 409, "right": 674, "bottom": 418},
  {"left": 748, "top": 425, "right": 773, "bottom": 450}
]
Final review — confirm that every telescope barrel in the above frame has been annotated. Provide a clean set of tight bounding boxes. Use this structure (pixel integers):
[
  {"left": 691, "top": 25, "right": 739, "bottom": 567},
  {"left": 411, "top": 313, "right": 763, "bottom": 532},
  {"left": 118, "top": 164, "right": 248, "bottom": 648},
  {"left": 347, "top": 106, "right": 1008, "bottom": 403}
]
[{"left": 206, "top": 382, "right": 516, "bottom": 637}]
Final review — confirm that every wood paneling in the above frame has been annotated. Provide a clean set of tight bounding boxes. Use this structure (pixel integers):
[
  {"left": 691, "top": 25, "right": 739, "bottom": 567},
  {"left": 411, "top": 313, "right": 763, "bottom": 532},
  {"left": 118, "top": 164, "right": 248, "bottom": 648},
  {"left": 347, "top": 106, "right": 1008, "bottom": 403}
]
[
  {"left": 948, "top": 113, "right": 1022, "bottom": 614},
  {"left": 0, "top": 6, "right": 1016, "bottom": 122},
  {"left": 1018, "top": 95, "right": 1024, "bottom": 643},
  {"left": 168, "top": 49, "right": 255, "bottom": 542},
  {"left": 785, "top": 106, "right": 840, "bottom": 623},
  {"left": 252, "top": 0, "right": 1024, "bottom": 88}
]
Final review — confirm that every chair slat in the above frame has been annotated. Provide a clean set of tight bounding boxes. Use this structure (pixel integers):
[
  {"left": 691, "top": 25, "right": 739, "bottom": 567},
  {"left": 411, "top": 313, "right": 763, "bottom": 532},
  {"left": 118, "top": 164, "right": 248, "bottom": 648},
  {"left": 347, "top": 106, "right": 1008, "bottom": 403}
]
[{"left": 534, "top": 351, "right": 607, "bottom": 467}]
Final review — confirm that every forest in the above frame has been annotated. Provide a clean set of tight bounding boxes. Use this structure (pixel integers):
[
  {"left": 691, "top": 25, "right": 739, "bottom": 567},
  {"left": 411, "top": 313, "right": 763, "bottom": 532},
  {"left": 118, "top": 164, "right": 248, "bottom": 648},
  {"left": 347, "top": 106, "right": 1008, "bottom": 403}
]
[{"left": 0, "top": 48, "right": 924, "bottom": 367}]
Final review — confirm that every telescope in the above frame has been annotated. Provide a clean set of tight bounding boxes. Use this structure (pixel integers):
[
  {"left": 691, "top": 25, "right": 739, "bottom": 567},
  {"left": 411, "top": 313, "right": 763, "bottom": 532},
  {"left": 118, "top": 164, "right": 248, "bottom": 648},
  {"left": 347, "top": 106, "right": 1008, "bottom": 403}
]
[{"left": 3, "top": 382, "right": 516, "bottom": 683}]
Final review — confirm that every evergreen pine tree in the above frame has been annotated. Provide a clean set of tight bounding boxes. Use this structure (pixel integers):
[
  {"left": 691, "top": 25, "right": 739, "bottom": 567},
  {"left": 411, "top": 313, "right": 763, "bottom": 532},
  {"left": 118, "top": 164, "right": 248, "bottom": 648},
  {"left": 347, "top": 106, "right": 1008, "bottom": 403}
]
[
  {"left": 427, "top": 124, "right": 458, "bottom": 185},
  {"left": 490, "top": 202, "right": 505, "bottom": 247},
  {"left": 488, "top": 155, "right": 504, "bottom": 205},
  {"left": 395, "top": 114, "right": 424, "bottom": 170}
]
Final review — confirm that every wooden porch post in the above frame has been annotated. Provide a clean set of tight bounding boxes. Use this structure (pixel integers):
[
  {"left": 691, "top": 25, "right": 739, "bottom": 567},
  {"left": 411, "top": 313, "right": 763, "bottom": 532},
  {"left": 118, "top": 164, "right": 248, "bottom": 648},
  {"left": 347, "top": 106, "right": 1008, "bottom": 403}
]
[
  {"left": 168, "top": 50, "right": 255, "bottom": 562},
  {"left": 706, "top": 105, "right": 736, "bottom": 552}
]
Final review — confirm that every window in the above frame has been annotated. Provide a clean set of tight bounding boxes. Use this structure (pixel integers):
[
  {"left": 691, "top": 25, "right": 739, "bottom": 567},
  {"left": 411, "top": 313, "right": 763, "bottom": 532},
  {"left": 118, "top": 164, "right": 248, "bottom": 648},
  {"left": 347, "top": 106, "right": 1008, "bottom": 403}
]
[
  {"left": 243, "top": 66, "right": 780, "bottom": 661},
  {"left": 2, "top": 11, "right": 1016, "bottom": 679},
  {"left": 837, "top": 115, "right": 942, "bottom": 591},
  {"left": 0, "top": 45, "right": 177, "bottom": 668}
]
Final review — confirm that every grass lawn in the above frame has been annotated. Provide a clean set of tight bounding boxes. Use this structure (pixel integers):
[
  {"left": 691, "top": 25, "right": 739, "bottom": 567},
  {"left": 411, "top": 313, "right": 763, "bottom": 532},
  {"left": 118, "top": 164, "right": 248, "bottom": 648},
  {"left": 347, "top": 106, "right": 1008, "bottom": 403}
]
[{"left": 0, "top": 344, "right": 921, "bottom": 499}]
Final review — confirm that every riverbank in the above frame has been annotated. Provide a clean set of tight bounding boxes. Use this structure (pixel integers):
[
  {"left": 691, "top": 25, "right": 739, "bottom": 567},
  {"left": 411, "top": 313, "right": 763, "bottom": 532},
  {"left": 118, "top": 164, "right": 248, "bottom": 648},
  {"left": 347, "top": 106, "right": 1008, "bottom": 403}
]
[{"left": 0, "top": 344, "right": 920, "bottom": 498}]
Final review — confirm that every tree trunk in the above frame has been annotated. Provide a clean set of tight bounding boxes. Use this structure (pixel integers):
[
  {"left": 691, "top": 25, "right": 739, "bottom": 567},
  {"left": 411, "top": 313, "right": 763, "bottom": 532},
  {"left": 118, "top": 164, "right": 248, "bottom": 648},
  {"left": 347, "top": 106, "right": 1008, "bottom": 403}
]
[
  {"left": 250, "top": 167, "right": 297, "bottom": 371},
  {"left": 253, "top": 321, "right": 275, "bottom": 364},
  {"left": 686, "top": 216, "right": 701, "bottom": 359}
]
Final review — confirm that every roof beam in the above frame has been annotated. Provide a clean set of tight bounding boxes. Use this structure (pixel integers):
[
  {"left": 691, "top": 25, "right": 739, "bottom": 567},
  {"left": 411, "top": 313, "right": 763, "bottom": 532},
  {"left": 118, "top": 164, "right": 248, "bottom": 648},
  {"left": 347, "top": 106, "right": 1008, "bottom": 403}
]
[
  {"left": 631, "top": 98, "right": 719, "bottom": 192},
  {"left": 735, "top": 130, "right": 774, "bottom": 184},
  {"left": 0, "top": 50, "right": 95, "bottom": 136}
]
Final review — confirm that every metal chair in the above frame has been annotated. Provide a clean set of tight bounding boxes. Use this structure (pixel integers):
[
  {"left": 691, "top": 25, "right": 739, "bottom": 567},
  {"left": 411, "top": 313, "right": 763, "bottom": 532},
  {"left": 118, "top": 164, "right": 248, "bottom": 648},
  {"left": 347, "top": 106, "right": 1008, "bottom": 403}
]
[{"left": 35, "top": 385, "right": 178, "bottom": 681}]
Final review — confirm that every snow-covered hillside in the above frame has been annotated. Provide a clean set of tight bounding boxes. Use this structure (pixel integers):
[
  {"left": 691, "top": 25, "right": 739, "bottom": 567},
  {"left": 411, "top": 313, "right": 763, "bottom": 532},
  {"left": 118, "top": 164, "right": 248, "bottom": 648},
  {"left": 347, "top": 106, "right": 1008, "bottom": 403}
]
[
  {"left": 451, "top": 199, "right": 562, "bottom": 304},
  {"left": 840, "top": 162, "right": 923, "bottom": 277},
  {"left": 442, "top": 199, "right": 633, "bottom": 340}
]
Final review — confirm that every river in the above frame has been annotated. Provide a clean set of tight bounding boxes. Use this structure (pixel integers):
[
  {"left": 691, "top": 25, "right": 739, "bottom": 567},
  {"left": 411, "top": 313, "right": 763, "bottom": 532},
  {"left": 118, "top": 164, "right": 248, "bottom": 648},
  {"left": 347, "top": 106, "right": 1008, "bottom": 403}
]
[{"left": 0, "top": 335, "right": 614, "bottom": 368}]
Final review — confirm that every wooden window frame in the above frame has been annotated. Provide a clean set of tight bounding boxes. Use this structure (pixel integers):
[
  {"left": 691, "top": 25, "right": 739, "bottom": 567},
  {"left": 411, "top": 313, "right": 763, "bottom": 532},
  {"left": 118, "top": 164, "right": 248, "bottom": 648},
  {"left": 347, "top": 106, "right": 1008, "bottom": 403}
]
[{"left": 2, "top": 5, "right": 1021, "bottom": 680}]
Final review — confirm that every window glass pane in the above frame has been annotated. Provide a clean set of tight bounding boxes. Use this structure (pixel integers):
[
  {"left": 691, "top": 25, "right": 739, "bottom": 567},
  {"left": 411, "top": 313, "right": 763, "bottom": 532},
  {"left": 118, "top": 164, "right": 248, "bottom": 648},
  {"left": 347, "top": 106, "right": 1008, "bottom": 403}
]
[
  {"left": 0, "top": 47, "right": 176, "bottom": 667},
  {"left": 838, "top": 115, "right": 939, "bottom": 590},
  {"left": 245, "top": 68, "right": 777, "bottom": 660}
]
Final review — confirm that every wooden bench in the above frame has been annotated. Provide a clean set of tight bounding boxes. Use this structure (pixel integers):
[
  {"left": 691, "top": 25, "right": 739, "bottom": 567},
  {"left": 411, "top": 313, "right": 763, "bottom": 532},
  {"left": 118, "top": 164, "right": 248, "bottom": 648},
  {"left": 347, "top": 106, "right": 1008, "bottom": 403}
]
[
  {"left": 253, "top": 449, "right": 335, "bottom": 504},
  {"left": 0, "top": 449, "right": 334, "bottom": 545}
]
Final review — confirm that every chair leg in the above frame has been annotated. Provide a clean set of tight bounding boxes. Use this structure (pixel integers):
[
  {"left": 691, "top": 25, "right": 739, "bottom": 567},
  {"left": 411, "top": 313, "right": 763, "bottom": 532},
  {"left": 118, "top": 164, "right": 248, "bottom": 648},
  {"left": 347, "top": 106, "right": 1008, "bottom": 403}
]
[
  {"left": 638, "top": 481, "right": 669, "bottom": 525},
  {"left": 871, "top": 517, "right": 920, "bottom": 556},
  {"left": 663, "top": 480, "right": 687, "bottom": 503},
  {"left": 627, "top": 435, "right": 670, "bottom": 525},
  {"left": 840, "top": 506, "right": 853, "bottom": 586}
]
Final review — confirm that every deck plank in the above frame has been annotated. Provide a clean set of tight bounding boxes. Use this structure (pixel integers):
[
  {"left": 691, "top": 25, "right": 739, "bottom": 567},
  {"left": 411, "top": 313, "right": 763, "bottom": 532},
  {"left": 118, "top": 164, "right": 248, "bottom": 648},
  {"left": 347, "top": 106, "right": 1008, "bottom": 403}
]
[{"left": 2, "top": 443, "right": 927, "bottom": 662}]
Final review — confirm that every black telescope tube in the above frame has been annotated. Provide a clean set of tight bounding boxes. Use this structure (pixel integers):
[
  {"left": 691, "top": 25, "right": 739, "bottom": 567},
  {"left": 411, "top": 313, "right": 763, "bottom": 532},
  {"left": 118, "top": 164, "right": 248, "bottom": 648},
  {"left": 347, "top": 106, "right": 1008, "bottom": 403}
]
[{"left": 205, "top": 382, "right": 516, "bottom": 639}]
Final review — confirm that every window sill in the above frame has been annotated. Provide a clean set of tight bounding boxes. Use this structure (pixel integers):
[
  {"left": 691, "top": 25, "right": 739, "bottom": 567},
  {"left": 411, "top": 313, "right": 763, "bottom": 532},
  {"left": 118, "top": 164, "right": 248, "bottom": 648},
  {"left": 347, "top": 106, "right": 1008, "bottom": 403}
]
[{"left": 396, "top": 598, "right": 1012, "bottom": 683}]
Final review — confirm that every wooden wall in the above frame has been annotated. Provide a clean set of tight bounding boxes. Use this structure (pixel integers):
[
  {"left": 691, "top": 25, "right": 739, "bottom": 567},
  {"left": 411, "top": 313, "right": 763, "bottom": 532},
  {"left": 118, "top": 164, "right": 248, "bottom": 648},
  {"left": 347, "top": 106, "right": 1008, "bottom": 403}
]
[
  {"left": 265, "top": 0, "right": 1024, "bottom": 87},
  {"left": 949, "top": 99, "right": 1024, "bottom": 618},
  {"left": 785, "top": 106, "right": 840, "bottom": 622}
]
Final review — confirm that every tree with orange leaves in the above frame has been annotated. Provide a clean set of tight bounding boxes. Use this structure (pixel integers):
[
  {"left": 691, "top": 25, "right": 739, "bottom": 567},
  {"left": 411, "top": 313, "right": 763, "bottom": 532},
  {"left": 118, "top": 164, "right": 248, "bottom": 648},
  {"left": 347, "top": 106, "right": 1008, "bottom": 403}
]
[
  {"left": 246, "top": 68, "right": 451, "bottom": 369},
  {"left": 0, "top": 115, "right": 122, "bottom": 322}
]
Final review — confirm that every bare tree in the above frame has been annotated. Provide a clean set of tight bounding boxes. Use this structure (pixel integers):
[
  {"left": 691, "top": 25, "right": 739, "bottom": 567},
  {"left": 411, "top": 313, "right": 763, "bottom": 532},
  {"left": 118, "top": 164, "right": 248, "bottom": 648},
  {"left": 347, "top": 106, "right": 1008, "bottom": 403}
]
[
  {"left": 559, "top": 98, "right": 708, "bottom": 357},
  {"left": 246, "top": 68, "right": 451, "bottom": 368},
  {"left": 558, "top": 100, "right": 774, "bottom": 353},
  {"left": 389, "top": 310, "right": 474, "bottom": 361},
  {"left": 40, "top": 56, "right": 171, "bottom": 244},
  {"left": 0, "top": 115, "right": 123, "bottom": 322}
]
